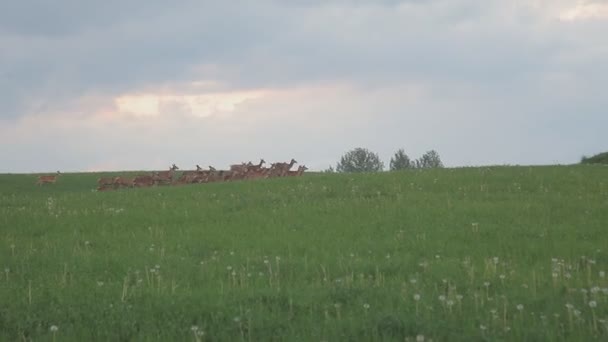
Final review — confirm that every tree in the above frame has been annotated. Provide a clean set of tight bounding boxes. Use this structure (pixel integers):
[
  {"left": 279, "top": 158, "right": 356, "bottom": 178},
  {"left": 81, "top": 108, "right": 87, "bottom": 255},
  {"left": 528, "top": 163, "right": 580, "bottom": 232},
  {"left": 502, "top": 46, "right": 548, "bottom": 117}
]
[
  {"left": 389, "top": 149, "right": 412, "bottom": 171},
  {"left": 414, "top": 150, "right": 443, "bottom": 169},
  {"left": 336, "top": 147, "right": 384, "bottom": 173}
]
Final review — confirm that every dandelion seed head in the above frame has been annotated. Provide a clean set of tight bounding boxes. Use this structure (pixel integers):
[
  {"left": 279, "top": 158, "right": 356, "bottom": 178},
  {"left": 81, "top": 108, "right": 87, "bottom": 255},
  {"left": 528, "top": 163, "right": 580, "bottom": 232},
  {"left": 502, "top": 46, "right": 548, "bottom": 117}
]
[
  {"left": 517, "top": 304, "right": 524, "bottom": 311},
  {"left": 50, "top": 325, "right": 58, "bottom": 332},
  {"left": 413, "top": 294, "right": 421, "bottom": 301},
  {"left": 484, "top": 281, "right": 490, "bottom": 287},
  {"left": 233, "top": 316, "right": 241, "bottom": 323},
  {"left": 565, "top": 303, "right": 574, "bottom": 310},
  {"left": 574, "top": 310, "right": 581, "bottom": 317},
  {"left": 416, "top": 334, "right": 425, "bottom": 342},
  {"left": 363, "top": 303, "right": 370, "bottom": 310},
  {"left": 456, "top": 295, "right": 464, "bottom": 301},
  {"left": 499, "top": 274, "right": 506, "bottom": 280},
  {"left": 479, "top": 324, "right": 487, "bottom": 331},
  {"left": 589, "top": 301, "right": 597, "bottom": 308},
  {"left": 438, "top": 295, "right": 446, "bottom": 302},
  {"left": 191, "top": 325, "right": 199, "bottom": 332}
]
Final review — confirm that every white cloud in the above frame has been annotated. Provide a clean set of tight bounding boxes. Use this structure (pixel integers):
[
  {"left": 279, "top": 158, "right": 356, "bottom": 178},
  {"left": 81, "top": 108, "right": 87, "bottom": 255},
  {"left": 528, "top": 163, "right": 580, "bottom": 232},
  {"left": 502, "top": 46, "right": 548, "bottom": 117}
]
[{"left": 559, "top": 1, "right": 608, "bottom": 21}]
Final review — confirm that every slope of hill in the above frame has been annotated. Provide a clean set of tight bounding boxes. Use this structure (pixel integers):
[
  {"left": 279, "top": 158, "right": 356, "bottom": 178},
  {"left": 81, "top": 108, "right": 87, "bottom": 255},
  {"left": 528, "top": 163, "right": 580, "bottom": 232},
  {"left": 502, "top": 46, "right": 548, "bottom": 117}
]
[{"left": 0, "top": 166, "right": 607, "bottom": 341}]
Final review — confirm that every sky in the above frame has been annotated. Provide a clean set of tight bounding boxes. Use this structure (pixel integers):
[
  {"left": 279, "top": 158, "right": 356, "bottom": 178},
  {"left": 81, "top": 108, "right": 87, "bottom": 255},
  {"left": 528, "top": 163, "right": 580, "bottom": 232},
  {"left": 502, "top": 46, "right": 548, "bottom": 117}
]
[{"left": 0, "top": 0, "right": 606, "bottom": 173}]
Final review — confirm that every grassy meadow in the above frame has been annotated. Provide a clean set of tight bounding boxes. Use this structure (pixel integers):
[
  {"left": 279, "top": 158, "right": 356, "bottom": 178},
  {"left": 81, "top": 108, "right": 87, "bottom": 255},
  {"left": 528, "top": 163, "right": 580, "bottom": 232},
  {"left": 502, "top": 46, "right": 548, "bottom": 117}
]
[{"left": 0, "top": 166, "right": 607, "bottom": 341}]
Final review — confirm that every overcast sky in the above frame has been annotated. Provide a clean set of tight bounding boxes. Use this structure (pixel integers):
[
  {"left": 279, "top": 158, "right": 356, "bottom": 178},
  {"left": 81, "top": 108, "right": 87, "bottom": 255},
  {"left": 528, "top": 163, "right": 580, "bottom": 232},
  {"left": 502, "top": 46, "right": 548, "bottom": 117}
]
[{"left": 1, "top": 0, "right": 606, "bottom": 173}]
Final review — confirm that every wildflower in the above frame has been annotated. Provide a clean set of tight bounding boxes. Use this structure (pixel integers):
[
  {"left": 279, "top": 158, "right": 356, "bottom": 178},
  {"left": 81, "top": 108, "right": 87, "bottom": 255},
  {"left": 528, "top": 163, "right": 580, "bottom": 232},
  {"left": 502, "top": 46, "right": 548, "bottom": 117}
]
[
  {"left": 591, "top": 287, "right": 600, "bottom": 294},
  {"left": 334, "top": 303, "right": 342, "bottom": 309},
  {"left": 552, "top": 272, "right": 558, "bottom": 278},
  {"left": 574, "top": 310, "right": 581, "bottom": 317},
  {"left": 484, "top": 281, "right": 490, "bottom": 287},
  {"left": 603, "top": 288, "right": 608, "bottom": 295},
  {"left": 227, "top": 266, "right": 232, "bottom": 271},
  {"left": 565, "top": 303, "right": 574, "bottom": 310},
  {"left": 589, "top": 301, "right": 597, "bottom": 308},
  {"left": 438, "top": 295, "right": 446, "bottom": 302},
  {"left": 263, "top": 259, "right": 269, "bottom": 264},
  {"left": 363, "top": 303, "right": 370, "bottom": 310},
  {"left": 517, "top": 304, "right": 524, "bottom": 311},
  {"left": 447, "top": 300, "right": 454, "bottom": 307},
  {"left": 50, "top": 325, "right": 58, "bottom": 332},
  {"left": 565, "top": 273, "right": 572, "bottom": 279},
  {"left": 96, "top": 281, "right": 104, "bottom": 287},
  {"left": 456, "top": 295, "right": 464, "bottom": 301},
  {"left": 416, "top": 334, "right": 425, "bottom": 342},
  {"left": 480, "top": 324, "right": 487, "bottom": 331},
  {"left": 233, "top": 317, "right": 241, "bottom": 323},
  {"left": 493, "top": 257, "right": 499, "bottom": 264},
  {"left": 600, "top": 271, "right": 606, "bottom": 278},
  {"left": 191, "top": 325, "right": 199, "bottom": 332},
  {"left": 410, "top": 279, "right": 417, "bottom": 284},
  {"left": 413, "top": 294, "right": 421, "bottom": 301},
  {"left": 499, "top": 274, "right": 506, "bottom": 280},
  {"left": 155, "top": 264, "right": 160, "bottom": 270}
]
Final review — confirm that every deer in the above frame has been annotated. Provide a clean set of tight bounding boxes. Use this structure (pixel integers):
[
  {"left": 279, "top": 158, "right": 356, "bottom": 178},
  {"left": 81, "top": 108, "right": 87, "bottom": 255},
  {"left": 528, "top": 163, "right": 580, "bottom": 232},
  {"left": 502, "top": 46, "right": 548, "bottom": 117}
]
[
  {"left": 133, "top": 175, "right": 155, "bottom": 187},
  {"left": 287, "top": 165, "right": 308, "bottom": 176},
  {"left": 246, "top": 159, "right": 266, "bottom": 173},
  {"left": 113, "top": 176, "right": 134, "bottom": 188},
  {"left": 153, "top": 164, "right": 179, "bottom": 185},
  {"left": 37, "top": 171, "right": 61, "bottom": 185},
  {"left": 97, "top": 177, "right": 116, "bottom": 188},
  {"left": 270, "top": 159, "right": 297, "bottom": 177}
]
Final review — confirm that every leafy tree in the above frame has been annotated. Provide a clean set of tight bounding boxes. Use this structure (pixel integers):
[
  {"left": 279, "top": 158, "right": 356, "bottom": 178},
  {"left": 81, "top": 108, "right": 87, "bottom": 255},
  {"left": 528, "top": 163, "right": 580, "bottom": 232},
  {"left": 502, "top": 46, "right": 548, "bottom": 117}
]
[
  {"left": 414, "top": 150, "right": 443, "bottom": 169},
  {"left": 336, "top": 147, "right": 384, "bottom": 173},
  {"left": 323, "top": 166, "right": 336, "bottom": 173},
  {"left": 390, "top": 149, "right": 412, "bottom": 171}
]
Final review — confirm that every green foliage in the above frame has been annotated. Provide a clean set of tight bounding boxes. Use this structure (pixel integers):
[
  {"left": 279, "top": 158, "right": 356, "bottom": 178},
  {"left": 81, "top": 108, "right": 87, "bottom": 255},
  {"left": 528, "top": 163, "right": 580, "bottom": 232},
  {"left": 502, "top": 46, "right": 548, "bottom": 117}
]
[
  {"left": 389, "top": 149, "right": 412, "bottom": 171},
  {"left": 0, "top": 166, "right": 607, "bottom": 340},
  {"left": 581, "top": 151, "right": 608, "bottom": 164},
  {"left": 336, "top": 147, "right": 384, "bottom": 173},
  {"left": 414, "top": 150, "right": 444, "bottom": 169}
]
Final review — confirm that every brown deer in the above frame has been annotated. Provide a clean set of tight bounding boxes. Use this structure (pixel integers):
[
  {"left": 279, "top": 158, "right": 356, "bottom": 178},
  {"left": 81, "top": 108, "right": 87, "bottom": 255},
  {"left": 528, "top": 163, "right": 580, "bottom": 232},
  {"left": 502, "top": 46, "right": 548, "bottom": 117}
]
[
  {"left": 270, "top": 159, "right": 297, "bottom": 177},
  {"left": 246, "top": 159, "right": 266, "bottom": 173},
  {"left": 97, "top": 177, "right": 115, "bottom": 188},
  {"left": 37, "top": 171, "right": 61, "bottom": 185},
  {"left": 133, "top": 175, "right": 155, "bottom": 187},
  {"left": 287, "top": 165, "right": 308, "bottom": 176},
  {"left": 113, "top": 177, "right": 134, "bottom": 188},
  {"left": 153, "top": 164, "right": 179, "bottom": 185}
]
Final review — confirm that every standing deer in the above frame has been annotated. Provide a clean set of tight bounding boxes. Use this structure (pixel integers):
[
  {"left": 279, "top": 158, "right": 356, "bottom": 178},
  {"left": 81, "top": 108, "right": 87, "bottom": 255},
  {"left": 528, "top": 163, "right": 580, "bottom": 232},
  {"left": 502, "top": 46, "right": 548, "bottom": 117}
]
[
  {"left": 37, "top": 171, "right": 61, "bottom": 185},
  {"left": 270, "top": 159, "right": 297, "bottom": 177},
  {"left": 287, "top": 165, "right": 308, "bottom": 176},
  {"left": 153, "top": 164, "right": 179, "bottom": 185}
]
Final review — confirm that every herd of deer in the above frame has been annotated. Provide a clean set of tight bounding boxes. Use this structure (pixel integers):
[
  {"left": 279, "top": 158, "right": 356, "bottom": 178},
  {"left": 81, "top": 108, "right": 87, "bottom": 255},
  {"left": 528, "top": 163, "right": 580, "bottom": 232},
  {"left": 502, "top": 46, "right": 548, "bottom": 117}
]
[{"left": 94, "top": 158, "right": 307, "bottom": 191}]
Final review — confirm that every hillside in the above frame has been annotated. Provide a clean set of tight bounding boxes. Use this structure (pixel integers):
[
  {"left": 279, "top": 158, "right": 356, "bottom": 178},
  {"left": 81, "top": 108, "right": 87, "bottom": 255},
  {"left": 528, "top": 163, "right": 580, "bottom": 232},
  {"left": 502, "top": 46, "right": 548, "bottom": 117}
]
[{"left": 1, "top": 166, "right": 607, "bottom": 341}]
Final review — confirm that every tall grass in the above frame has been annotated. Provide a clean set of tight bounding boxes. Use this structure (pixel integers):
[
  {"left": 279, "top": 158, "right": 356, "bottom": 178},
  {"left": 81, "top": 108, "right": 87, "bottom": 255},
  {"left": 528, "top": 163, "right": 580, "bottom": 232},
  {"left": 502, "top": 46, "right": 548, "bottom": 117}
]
[{"left": 1, "top": 166, "right": 607, "bottom": 340}]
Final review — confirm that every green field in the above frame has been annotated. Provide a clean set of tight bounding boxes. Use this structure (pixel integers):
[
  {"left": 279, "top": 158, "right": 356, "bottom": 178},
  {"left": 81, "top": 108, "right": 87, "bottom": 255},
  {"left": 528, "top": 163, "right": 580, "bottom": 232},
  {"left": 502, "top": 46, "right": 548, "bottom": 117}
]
[{"left": 1, "top": 166, "right": 607, "bottom": 341}]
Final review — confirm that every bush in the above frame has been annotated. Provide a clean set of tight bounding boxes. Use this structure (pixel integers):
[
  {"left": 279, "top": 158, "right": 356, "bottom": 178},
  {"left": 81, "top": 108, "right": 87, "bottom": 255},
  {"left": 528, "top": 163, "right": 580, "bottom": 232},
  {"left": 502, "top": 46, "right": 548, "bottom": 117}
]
[
  {"left": 336, "top": 148, "right": 384, "bottom": 173},
  {"left": 581, "top": 152, "right": 608, "bottom": 165}
]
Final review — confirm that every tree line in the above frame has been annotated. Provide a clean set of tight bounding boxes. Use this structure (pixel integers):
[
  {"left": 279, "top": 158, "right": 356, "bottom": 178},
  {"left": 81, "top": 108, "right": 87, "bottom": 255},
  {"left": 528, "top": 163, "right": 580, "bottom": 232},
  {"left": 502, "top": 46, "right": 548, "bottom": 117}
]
[{"left": 326, "top": 147, "right": 443, "bottom": 173}]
